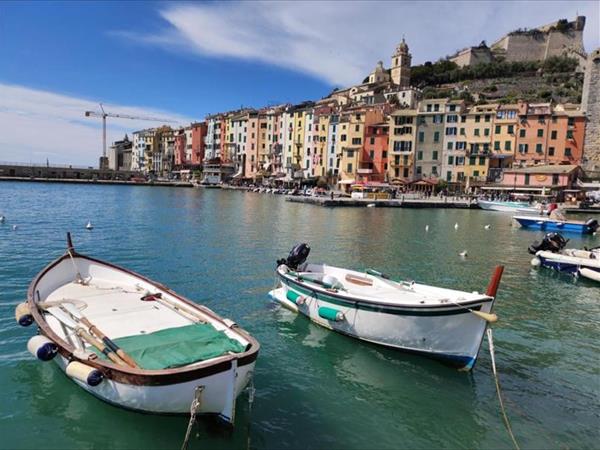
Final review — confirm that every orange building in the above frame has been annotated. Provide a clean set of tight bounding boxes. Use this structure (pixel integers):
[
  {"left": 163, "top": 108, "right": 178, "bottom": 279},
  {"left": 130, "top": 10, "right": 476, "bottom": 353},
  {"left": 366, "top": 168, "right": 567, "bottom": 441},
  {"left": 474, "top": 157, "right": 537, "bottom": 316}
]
[{"left": 360, "top": 122, "right": 389, "bottom": 182}]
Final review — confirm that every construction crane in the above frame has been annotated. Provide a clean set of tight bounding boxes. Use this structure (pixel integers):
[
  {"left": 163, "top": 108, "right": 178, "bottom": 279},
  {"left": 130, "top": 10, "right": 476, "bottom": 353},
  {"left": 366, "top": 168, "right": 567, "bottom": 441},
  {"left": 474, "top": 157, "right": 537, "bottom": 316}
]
[{"left": 84, "top": 103, "right": 178, "bottom": 162}]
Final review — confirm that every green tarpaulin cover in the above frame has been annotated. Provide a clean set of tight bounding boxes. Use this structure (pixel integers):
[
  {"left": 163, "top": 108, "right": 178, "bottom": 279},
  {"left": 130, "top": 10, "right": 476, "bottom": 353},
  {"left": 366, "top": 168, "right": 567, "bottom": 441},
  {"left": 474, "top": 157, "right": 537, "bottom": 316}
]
[{"left": 92, "top": 323, "right": 246, "bottom": 370}]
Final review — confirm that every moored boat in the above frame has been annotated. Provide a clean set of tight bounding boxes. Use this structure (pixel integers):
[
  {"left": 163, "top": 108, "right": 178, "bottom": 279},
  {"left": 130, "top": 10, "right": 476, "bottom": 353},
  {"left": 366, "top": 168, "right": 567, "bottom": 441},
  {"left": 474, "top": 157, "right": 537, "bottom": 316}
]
[
  {"left": 269, "top": 244, "right": 504, "bottom": 371},
  {"left": 16, "top": 234, "right": 259, "bottom": 421},
  {"left": 513, "top": 215, "right": 599, "bottom": 234},
  {"left": 478, "top": 199, "right": 545, "bottom": 214},
  {"left": 529, "top": 232, "right": 600, "bottom": 282}
]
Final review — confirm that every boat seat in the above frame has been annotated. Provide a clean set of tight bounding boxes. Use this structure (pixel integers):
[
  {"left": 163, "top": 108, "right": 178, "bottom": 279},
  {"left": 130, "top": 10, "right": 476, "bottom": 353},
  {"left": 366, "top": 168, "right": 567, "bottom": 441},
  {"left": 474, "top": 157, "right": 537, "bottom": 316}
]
[{"left": 345, "top": 274, "right": 374, "bottom": 286}]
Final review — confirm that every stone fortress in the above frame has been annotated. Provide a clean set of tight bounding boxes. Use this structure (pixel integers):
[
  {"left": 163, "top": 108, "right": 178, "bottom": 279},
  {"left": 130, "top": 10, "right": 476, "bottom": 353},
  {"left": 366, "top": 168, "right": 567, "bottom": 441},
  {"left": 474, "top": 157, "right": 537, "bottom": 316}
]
[
  {"left": 450, "top": 16, "right": 587, "bottom": 70},
  {"left": 581, "top": 48, "right": 600, "bottom": 170}
]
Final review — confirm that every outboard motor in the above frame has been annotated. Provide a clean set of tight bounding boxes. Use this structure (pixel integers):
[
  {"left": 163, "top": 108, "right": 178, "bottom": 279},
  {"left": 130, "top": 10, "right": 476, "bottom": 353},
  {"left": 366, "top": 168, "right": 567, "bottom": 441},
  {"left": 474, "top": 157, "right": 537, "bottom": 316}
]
[
  {"left": 585, "top": 218, "right": 599, "bottom": 233},
  {"left": 277, "top": 243, "right": 310, "bottom": 269},
  {"left": 528, "top": 232, "right": 568, "bottom": 254}
]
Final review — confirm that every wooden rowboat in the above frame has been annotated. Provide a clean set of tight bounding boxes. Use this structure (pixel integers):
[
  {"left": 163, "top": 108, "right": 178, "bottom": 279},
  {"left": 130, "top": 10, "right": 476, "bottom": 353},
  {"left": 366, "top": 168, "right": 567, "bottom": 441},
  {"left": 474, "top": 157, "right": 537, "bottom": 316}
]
[{"left": 16, "top": 234, "right": 259, "bottom": 421}]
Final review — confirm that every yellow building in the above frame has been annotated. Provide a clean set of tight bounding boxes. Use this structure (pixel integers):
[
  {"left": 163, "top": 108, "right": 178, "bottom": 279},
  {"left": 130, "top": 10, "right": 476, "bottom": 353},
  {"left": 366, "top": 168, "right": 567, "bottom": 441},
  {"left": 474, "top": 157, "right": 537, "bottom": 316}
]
[
  {"left": 313, "top": 112, "right": 330, "bottom": 178},
  {"left": 388, "top": 109, "right": 417, "bottom": 182},
  {"left": 461, "top": 104, "right": 496, "bottom": 181},
  {"left": 337, "top": 109, "right": 364, "bottom": 186}
]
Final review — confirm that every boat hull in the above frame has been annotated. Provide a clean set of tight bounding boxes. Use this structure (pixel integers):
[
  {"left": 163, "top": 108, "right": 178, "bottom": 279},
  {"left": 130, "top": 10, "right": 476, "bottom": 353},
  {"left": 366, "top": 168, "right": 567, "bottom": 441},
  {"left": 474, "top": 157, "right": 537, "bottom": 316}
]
[
  {"left": 478, "top": 200, "right": 542, "bottom": 214},
  {"left": 270, "top": 275, "right": 494, "bottom": 370},
  {"left": 514, "top": 216, "right": 595, "bottom": 234},
  {"left": 535, "top": 250, "right": 600, "bottom": 280},
  {"left": 54, "top": 355, "right": 254, "bottom": 415}
]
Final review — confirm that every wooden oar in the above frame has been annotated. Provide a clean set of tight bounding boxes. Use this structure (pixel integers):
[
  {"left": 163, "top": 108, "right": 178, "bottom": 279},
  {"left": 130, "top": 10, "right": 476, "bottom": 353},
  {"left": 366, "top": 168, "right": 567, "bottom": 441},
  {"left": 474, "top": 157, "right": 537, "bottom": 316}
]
[
  {"left": 141, "top": 293, "right": 205, "bottom": 324},
  {"left": 45, "top": 306, "right": 127, "bottom": 366},
  {"left": 60, "top": 303, "right": 138, "bottom": 368}
]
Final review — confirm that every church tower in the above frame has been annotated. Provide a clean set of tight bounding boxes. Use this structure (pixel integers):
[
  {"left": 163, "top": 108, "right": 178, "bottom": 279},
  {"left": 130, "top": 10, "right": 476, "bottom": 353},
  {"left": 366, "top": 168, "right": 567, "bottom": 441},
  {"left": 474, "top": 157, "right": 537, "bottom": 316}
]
[{"left": 391, "top": 38, "right": 411, "bottom": 89}]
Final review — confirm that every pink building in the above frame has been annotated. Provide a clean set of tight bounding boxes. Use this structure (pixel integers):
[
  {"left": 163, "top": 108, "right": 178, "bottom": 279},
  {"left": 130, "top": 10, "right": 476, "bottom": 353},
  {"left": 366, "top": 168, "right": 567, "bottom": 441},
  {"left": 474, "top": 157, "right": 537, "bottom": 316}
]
[
  {"left": 498, "top": 164, "right": 581, "bottom": 191},
  {"left": 174, "top": 129, "right": 186, "bottom": 167},
  {"left": 190, "top": 122, "right": 207, "bottom": 166}
]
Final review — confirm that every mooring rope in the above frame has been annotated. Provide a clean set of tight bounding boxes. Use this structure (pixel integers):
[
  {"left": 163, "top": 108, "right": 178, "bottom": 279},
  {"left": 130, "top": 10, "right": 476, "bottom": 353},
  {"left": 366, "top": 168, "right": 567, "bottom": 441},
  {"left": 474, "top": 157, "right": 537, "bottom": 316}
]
[
  {"left": 181, "top": 386, "right": 204, "bottom": 450},
  {"left": 487, "top": 328, "right": 520, "bottom": 450}
]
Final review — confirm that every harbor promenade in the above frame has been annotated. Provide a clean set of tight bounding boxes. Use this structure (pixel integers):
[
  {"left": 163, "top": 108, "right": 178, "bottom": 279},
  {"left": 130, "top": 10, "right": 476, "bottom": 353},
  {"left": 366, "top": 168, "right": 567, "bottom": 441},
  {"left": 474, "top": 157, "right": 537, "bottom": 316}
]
[{"left": 286, "top": 195, "right": 477, "bottom": 208}]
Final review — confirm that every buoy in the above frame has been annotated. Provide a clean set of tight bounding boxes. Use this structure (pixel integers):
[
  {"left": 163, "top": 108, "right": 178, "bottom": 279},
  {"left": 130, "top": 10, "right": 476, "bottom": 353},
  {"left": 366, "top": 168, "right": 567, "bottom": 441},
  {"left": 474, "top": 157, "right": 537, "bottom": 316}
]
[
  {"left": 66, "top": 361, "right": 103, "bottom": 386},
  {"left": 85, "top": 221, "right": 94, "bottom": 230},
  {"left": 286, "top": 290, "right": 303, "bottom": 304},
  {"left": 425, "top": 225, "right": 429, "bottom": 232},
  {"left": 531, "top": 257, "right": 541, "bottom": 267},
  {"left": 459, "top": 250, "right": 468, "bottom": 257},
  {"left": 484, "top": 224, "right": 491, "bottom": 230},
  {"left": 0, "top": 215, "right": 5, "bottom": 223},
  {"left": 454, "top": 223, "right": 459, "bottom": 230},
  {"left": 318, "top": 306, "right": 344, "bottom": 322},
  {"left": 12, "top": 225, "right": 18, "bottom": 231},
  {"left": 15, "top": 302, "right": 33, "bottom": 326},
  {"left": 27, "top": 335, "right": 58, "bottom": 361}
]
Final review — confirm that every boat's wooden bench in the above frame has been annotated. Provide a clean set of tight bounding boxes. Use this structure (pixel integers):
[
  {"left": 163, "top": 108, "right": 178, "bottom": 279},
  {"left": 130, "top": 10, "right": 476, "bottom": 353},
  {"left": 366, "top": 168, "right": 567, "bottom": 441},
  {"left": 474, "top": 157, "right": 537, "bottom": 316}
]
[{"left": 345, "top": 274, "right": 373, "bottom": 286}]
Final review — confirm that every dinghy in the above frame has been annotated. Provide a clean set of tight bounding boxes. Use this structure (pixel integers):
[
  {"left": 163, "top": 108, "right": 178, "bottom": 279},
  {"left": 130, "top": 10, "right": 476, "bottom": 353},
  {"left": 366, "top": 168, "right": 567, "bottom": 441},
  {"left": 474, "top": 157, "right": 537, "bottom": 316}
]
[
  {"left": 513, "top": 215, "right": 599, "bottom": 234},
  {"left": 16, "top": 233, "right": 259, "bottom": 421},
  {"left": 270, "top": 244, "right": 504, "bottom": 371},
  {"left": 529, "top": 232, "right": 600, "bottom": 282}
]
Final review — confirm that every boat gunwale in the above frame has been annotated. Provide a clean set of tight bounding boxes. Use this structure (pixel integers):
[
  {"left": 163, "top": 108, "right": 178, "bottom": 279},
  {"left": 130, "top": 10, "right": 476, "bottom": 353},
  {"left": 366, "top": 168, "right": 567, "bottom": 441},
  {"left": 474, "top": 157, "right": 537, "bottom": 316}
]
[
  {"left": 27, "top": 250, "right": 260, "bottom": 386},
  {"left": 277, "top": 266, "right": 493, "bottom": 312}
]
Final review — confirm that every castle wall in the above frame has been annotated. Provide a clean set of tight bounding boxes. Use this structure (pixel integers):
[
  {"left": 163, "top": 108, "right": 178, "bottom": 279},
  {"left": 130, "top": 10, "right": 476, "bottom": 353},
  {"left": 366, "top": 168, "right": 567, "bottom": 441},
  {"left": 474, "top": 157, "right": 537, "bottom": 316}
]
[{"left": 582, "top": 50, "right": 600, "bottom": 170}]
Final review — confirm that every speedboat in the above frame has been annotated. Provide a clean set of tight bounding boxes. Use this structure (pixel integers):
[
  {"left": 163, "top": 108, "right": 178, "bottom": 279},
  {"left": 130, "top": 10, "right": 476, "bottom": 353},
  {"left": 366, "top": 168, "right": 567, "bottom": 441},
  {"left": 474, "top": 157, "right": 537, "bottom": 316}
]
[
  {"left": 269, "top": 244, "right": 504, "bottom": 371},
  {"left": 513, "top": 216, "right": 599, "bottom": 234},
  {"left": 478, "top": 199, "right": 545, "bottom": 214},
  {"left": 16, "top": 233, "right": 259, "bottom": 421},
  {"left": 529, "top": 233, "right": 600, "bottom": 282}
]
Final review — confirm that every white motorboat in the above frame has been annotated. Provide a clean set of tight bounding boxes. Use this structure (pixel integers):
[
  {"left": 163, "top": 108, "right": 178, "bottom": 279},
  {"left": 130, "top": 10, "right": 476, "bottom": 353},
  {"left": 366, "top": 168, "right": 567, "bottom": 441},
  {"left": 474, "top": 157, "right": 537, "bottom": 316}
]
[
  {"left": 478, "top": 199, "right": 545, "bottom": 214},
  {"left": 269, "top": 244, "right": 504, "bottom": 371},
  {"left": 529, "top": 233, "right": 600, "bottom": 282},
  {"left": 16, "top": 234, "right": 259, "bottom": 421}
]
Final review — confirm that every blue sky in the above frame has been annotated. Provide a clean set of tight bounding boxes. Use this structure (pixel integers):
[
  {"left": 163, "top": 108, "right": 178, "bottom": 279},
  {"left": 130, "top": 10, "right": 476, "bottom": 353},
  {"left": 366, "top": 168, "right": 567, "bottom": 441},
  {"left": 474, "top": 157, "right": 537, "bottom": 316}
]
[{"left": 0, "top": 1, "right": 598, "bottom": 165}]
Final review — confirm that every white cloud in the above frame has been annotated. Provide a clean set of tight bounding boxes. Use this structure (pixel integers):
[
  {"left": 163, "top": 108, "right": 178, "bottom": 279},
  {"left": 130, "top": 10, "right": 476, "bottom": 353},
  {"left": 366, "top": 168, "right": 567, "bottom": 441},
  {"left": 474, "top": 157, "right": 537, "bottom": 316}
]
[
  {"left": 120, "top": 1, "right": 599, "bottom": 87},
  {"left": 0, "top": 83, "right": 194, "bottom": 166}
]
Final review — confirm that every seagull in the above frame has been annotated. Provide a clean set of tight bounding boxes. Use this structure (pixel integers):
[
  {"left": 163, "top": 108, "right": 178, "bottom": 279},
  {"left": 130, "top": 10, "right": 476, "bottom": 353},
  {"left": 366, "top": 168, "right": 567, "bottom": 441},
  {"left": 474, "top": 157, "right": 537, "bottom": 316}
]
[
  {"left": 454, "top": 223, "right": 459, "bottom": 230},
  {"left": 459, "top": 250, "right": 468, "bottom": 257},
  {"left": 0, "top": 215, "right": 5, "bottom": 223},
  {"left": 85, "top": 221, "right": 94, "bottom": 230},
  {"left": 425, "top": 225, "right": 429, "bottom": 232},
  {"left": 484, "top": 224, "right": 491, "bottom": 230},
  {"left": 12, "top": 225, "right": 18, "bottom": 231}
]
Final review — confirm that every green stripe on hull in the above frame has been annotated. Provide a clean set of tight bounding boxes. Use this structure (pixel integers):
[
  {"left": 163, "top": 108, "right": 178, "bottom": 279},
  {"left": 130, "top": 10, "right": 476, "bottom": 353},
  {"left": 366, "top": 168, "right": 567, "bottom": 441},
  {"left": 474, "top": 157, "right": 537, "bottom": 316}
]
[{"left": 280, "top": 275, "right": 483, "bottom": 317}]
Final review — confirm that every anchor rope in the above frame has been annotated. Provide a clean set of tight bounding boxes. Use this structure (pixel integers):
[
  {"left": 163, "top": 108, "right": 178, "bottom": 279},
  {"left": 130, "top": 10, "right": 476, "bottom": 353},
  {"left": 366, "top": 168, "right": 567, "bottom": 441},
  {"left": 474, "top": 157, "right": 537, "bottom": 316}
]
[
  {"left": 487, "top": 328, "right": 520, "bottom": 450},
  {"left": 181, "top": 386, "right": 204, "bottom": 450}
]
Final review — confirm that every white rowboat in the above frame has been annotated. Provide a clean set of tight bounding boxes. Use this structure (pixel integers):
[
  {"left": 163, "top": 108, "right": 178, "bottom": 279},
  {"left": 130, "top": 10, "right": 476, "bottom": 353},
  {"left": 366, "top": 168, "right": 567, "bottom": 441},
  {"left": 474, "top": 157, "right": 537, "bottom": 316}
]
[
  {"left": 17, "top": 234, "right": 259, "bottom": 421},
  {"left": 270, "top": 244, "right": 503, "bottom": 371}
]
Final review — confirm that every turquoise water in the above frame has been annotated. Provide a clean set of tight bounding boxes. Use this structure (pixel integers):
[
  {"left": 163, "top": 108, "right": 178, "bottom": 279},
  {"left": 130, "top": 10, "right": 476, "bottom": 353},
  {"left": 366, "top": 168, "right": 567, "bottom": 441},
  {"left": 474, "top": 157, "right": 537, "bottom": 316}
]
[{"left": 0, "top": 182, "right": 598, "bottom": 449}]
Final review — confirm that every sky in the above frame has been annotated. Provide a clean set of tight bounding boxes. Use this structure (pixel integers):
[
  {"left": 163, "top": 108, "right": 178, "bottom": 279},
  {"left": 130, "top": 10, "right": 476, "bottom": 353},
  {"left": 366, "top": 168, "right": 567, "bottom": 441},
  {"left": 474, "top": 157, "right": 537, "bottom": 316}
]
[{"left": 0, "top": 1, "right": 598, "bottom": 166}]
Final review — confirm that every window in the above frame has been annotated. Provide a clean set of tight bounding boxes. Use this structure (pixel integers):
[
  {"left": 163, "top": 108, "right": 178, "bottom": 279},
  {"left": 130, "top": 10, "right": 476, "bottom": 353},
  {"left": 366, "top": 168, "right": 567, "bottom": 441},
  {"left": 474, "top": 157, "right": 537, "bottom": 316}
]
[
  {"left": 484, "top": 115, "right": 491, "bottom": 122},
  {"left": 460, "top": 128, "right": 466, "bottom": 136},
  {"left": 524, "top": 174, "right": 530, "bottom": 185},
  {"left": 479, "top": 157, "right": 485, "bottom": 165},
  {"left": 474, "top": 129, "right": 480, "bottom": 136},
  {"left": 434, "top": 131, "right": 440, "bottom": 143},
  {"left": 341, "top": 134, "right": 347, "bottom": 142},
  {"left": 447, "top": 115, "right": 458, "bottom": 123},
  {"left": 484, "top": 128, "right": 490, "bottom": 137},
  {"left": 416, "top": 166, "right": 422, "bottom": 175},
  {"left": 449, "top": 105, "right": 456, "bottom": 112},
  {"left": 426, "top": 104, "right": 432, "bottom": 112},
  {"left": 432, "top": 166, "right": 438, "bottom": 175},
  {"left": 519, "top": 129, "right": 526, "bottom": 138},
  {"left": 347, "top": 150, "right": 354, "bottom": 158},
  {"left": 418, "top": 132, "right": 425, "bottom": 143},
  {"left": 355, "top": 114, "right": 361, "bottom": 121},
  {"left": 447, "top": 142, "right": 454, "bottom": 150},
  {"left": 403, "top": 155, "right": 409, "bottom": 165},
  {"left": 446, "top": 127, "right": 457, "bottom": 136},
  {"left": 537, "top": 129, "right": 544, "bottom": 138},
  {"left": 433, "top": 150, "right": 438, "bottom": 160},
  {"left": 475, "top": 115, "right": 481, "bottom": 123},
  {"left": 351, "top": 138, "right": 362, "bottom": 145},
  {"left": 355, "top": 125, "right": 360, "bottom": 132},
  {"left": 536, "top": 143, "right": 543, "bottom": 153},
  {"left": 508, "top": 125, "right": 514, "bottom": 134},
  {"left": 565, "top": 148, "right": 572, "bottom": 157},
  {"left": 548, "top": 147, "right": 555, "bottom": 156},
  {"left": 382, "top": 151, "right": 387, "bottom": 158},
  {"left": 551, "top": 130, "right": 557, "bottom": 140},
  {"left": 448, "top": 156, "right": 454, "bottom": 165},
  {"left": 403, "top": 168, "right": 409, "bottom": 177},
  {"left": 518, "top": 143, "right": 528, "bottom": 153},
  {"left": 505, "top": 141, "right": 511, "bottom": 151},
  {"left": 457, "top": 156, "right": 464, "bottom": 165},
  {"left": 433, "top": 114, "right": 443, "bottom": 124},
  {"left": 393, "top": 141, "right": 412, "bottom": 152},
  {"left": 552, "top": 174, "right": 559, "bottom": 185},
  {"left": 566, "top": 130, "right": 573, "bottom": 139},
  {"left": 456, "top": 142, "right": 466, "bottom": 150},
  {"left": 370, "top": 137, "right": 375, "bottom": 145},
  {"left": 461, "top": 116, "right": 466, "bottom": 123},
  {"left": 495, "top": 125, "right": 501, "bottom": 134},
  {"left": 469, "top": 156, "right": 476, "bottom": 165},
  {"left": 473, "top": 170, "right": 479, "bottom": 177},
  {"left": 494, "top": 141, "right": 500, "bottom": 151},
  {"left": 568, "top": 117, "right": 575, "bottom": 127},
  {"left": 417, "top": 151, "right": 423, "bottom": 160},
  {"left": 394, "top": 155, "right": 400, "bottom": 164},
  {"left": 433, "top": 104, "right": 440, "bottom": 112},
  {"left": 347, "top": 163, "right": 353, "bottom": 173},
  {"left": 447, "top": 171, "right": 452, "bottom": 181}
]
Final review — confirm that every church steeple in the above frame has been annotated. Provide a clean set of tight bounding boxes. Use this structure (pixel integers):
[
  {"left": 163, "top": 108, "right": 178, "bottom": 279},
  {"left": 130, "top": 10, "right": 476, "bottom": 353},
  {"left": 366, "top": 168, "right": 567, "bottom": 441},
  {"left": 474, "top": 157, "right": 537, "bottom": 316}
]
[{"left": 391, "top": 37, "right": 411, "bottom": 88}]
